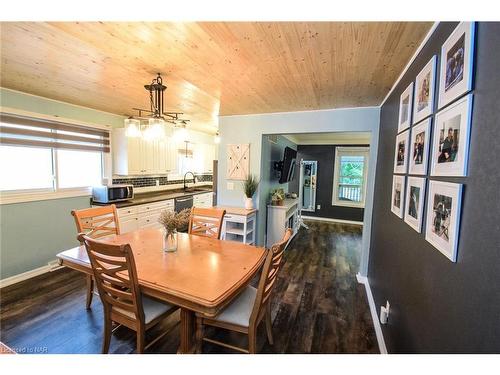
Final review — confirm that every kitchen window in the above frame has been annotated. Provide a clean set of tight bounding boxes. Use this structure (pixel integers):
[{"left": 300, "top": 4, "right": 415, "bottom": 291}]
[
  {"left": 0, "top": 112, "right": 109, "bottom": 200},
  {"left": 332, "top": 147, "right": 370, "bottom": 208}
]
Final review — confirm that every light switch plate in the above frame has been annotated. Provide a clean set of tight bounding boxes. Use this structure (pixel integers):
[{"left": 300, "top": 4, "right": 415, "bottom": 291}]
[
  {"left": 317, "top": 205, "right": 321, "bottom": 210},
  {"left": 227, "top": 182, "right": 234, "bottom": 190}
]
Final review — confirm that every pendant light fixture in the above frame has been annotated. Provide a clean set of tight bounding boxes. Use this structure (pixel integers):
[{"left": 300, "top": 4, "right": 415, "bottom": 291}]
[{"left": 124, "top": 73, "right": 190, "bottom": 140}]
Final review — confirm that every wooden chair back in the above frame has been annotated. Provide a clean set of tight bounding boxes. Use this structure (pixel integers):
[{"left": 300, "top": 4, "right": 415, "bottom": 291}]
[
  {"left": 71, "top": 205, "right": 121, "bottom": 240},
  {"left": 188, "top": 207, "right": 226, "bottom": 239},
  {"left": 250, "top": 229, "right": 292, "bottom": 324},
  {"left": 77, "top": 234, "right": 144, "bottom": 323}
]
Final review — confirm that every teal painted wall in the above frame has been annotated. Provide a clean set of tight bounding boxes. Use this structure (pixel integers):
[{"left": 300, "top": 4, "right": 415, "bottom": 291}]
[
  {"left": 0, "top": 197, "right": 90, "bottom": 278},
  {"left": 0, "top": 88, "right": 125, "bottom": 128},
  {"left": 0, "top": 88, "right": 125, "bottom": 279}
]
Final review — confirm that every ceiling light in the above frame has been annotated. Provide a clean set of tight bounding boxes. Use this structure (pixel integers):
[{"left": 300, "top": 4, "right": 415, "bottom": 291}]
[{"left": 124, "top": 118, "right": 141, "bottom": 137}]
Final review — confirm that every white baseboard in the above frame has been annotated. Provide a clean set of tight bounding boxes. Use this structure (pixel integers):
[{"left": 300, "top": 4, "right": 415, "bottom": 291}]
[
  {"left": 356, "top": 273, "right": 388, "bottom": 354},
  {"left": 302, "top": 215, "right": 363, "bottom": 226},
  {"left": 0, "top": 260, "right": 63, "bottom": 289}
]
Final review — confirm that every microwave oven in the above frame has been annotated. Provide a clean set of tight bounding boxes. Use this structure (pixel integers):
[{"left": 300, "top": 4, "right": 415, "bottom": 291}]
[{"left": 92, "top": 185, "right": 134, "bottom": 204}]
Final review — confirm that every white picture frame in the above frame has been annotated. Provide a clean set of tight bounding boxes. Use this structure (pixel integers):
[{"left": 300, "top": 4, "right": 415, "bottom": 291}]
[
  {"left": 404, "top": 177, "right": 426, "bottom": 233},
  {"left": 438, "top": 22, "right": 475, "bottom": 109},
  {"left": 391, "top": 175, "right": 406, "bottom": 218},
  {"left": 409, "top": 118, "right": 431, "bottom": 175},
  {"left": 393, "top": 129, "right": 410, "bottom": 174},
  {"left": 398, "top": 82, "right": 414, "bottom": 133},
  {"left": 430, "top": 94, "right": 473, "bottom": 177},
  {"left": 413, "top": 56, "right": 437, "bottom": 124},
  {"left": 425, "top": 180, "right": 463, "bottom": 262}
]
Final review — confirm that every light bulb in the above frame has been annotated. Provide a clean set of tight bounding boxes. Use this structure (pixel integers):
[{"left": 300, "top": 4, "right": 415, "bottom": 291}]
[{"left": 124, "top": 118, "right": 141, "bottom": 137}]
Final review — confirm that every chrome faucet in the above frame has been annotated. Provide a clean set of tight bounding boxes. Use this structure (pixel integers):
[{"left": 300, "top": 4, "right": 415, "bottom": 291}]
[{"left": 183, "top": 171, "right": 196, "bottom": 190}]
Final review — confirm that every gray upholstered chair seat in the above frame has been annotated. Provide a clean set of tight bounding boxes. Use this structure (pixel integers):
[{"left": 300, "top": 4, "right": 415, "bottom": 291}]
[
  {"left": 113, "top": 295, "right": 175, "bottom": 325},
  {"left": 212, "top": 286, "right": 257, "bottom": 327}
]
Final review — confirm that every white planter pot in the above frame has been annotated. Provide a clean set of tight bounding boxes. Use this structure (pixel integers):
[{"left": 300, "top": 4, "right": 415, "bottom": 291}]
[{"left": 244, "top": 197, "right": 254, "bottom": 210}]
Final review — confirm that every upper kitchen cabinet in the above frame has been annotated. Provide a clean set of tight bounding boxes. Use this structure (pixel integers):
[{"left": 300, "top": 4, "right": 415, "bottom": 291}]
[
  {"left": 193, "top": 143, "right": 216, "bottom": 174},
  {"left": 112, "top": 128, "right": 177, "bottom": 175}
]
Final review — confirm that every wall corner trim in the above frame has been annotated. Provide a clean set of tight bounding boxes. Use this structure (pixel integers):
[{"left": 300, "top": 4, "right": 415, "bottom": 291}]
[
  {"left": 356, "top": 273, "right": 388, "bottom": 354},
  {"left": 0, "top": 261, "right": 61, "bottom": 289},
  {"left": 379, "top": 22, "right": 440, "bottom": 107}
]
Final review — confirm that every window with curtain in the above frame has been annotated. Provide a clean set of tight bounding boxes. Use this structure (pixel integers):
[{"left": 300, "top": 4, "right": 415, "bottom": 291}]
[
  {"left": 0, "top": 113, "right": 108, "bottom": 192},
  {"left": 332, "top": 147, "right": 370, "bottom": 208}
]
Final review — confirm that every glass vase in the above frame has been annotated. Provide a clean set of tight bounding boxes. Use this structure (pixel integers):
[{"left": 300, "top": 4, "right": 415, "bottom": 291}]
[{"left": 163, "top": 229, "right": 178, "bottom": 252}]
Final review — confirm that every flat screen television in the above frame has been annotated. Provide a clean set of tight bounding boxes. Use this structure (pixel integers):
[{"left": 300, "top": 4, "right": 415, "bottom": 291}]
[{"left": 279, "top": 147, "right": 297, "bottom": 184}]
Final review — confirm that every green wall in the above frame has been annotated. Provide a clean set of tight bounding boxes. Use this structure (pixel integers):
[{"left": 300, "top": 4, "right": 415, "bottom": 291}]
[{"left": 0, "top": 88, "right": 125, "bottom": 279}]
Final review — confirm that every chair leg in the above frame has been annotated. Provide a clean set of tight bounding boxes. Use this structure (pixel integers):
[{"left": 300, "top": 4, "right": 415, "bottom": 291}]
[
  {"left": 195, "top": 316, "right": 203, "bottom": 354},
  {"left": 265, "top": 304, "right": 274, "bottom": 345},
  {"left": 102, "top": 316, "right": 112, "bottom": 354},
  {"left": 136, "top": 326, "right": 145, "bottom": 354},
  {"left": 248, "top": 326, "right": 257, "bottom": 354},
  {"left": 85, "top": 274, "right": 94, "bottom": 310}
]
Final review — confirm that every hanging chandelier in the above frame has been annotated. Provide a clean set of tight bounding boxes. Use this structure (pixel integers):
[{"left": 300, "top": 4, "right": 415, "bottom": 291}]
[{"left": 124, "top": 73, "right": 190, "bottom": 140}]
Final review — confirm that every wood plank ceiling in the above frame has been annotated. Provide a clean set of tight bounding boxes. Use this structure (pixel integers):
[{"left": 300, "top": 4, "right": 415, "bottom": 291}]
[{"left": 0, "top": 22, "right": 433, "bottom": 134}]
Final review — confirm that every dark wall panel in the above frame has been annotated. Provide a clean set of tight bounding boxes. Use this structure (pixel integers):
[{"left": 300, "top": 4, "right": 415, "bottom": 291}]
[
  {"left": 369, "top": 22, "right": 500, "bottom": 353},
  {"left": 289, "top": 144, "right": 368, "bottom": 222}
]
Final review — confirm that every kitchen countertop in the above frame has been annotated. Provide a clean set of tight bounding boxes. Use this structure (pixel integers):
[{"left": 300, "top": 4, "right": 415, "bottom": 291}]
[{"left": 93, "top": 187, "right": 213, "bottom": 208}]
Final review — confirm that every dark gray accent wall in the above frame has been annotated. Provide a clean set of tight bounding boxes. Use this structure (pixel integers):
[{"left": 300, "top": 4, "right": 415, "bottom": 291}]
[
  {"left": 289, "top": 144, "right": 368, "bottom": 222},
  {"left": 369, "top": 22, "right": 500, "bottom": 353}
]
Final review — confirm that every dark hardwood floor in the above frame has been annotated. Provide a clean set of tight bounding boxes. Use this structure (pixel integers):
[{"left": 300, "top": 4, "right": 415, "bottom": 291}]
[{"left": 0, "top": 220, "right": 378, "bottom": 354}]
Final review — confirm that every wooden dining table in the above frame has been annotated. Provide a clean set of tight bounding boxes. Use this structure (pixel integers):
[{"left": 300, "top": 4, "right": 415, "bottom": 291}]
[{"left": 57, "top": 228, "right": 266, "bottom": 353}]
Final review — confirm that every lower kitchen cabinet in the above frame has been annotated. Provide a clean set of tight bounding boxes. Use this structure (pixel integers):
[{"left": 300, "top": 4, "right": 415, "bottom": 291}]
[
  {"left": 193, "top": 192, "right": 214, "bottom": 208},
  {"left": 115, "top": 199, "right": 174, "bottom": 233}
]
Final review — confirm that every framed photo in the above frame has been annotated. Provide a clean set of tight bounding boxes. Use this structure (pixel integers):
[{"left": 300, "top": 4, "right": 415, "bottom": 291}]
[
  {"left": 438, "top": 22, "right": 475, "bottom": 109},
  {"left": 391, "top": 175, "right": 406, "bottom": 218},
  {"left": 409, "top": 118, "right": 431, "bottom": 175},
  {"left": 398, "top": 82, "right": 414, "bottom": 133},
  {"left": 404, "top": 177, "right": 426, "bottom": 233},
  {"left": 425, "top": 180, "right": 463, "bottom": 262},
  {"left": 430, "top": 94, "right": 473, "bottom": 176},
  {"left": 393, "top": 129, "right": 410, "bottom": 174},
  {"left": 413, "top": 56, "right": 437, "bottom": 124}
]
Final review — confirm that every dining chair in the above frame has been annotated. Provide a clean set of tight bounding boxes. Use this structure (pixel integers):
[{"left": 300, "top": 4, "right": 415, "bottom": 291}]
[
  {"left": 195, "top": 228, "right": 293, "bottom": 354},
  {"left": 78, "top": 233, "right": 178, "bottom": 353},
  {"left": 71, "top": 205, "right": 121, "bottom": 309},
  {"left": 188, "top": 207, "right": 226, "bottom": 239}
]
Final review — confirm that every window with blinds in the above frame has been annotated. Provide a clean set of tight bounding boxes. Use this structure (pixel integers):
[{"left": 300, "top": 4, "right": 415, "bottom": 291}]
[
  {"left": 0, "top": 113, "right": 110, "bottom": 153},
  {"left": 0, "top": 113, "right": 107, "bottom": 192}
]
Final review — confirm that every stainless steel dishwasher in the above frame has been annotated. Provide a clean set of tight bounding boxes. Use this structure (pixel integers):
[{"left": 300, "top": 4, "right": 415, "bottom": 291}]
[{"left": 174, "top": 195, "right": 193, "bottom": 232}]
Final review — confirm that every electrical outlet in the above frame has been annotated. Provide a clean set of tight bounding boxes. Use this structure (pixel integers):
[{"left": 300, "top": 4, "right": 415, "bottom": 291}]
[
  {"left": 317, "top": 204, "right": 321, "bottom": 210},
  {"left": 155, "top": 179, "right": 160, "bottom": 187},
  {"left": 227, "top": 182, "right": 234, "bottom": 190}
]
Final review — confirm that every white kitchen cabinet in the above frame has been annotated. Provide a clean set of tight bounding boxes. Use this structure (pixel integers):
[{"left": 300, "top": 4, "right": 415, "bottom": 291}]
[
  {"left": 116, "top": 199, "right": 174, "bottom": 233},
  {"left": 112, "top": 128, "right": 178, "bottom": 175},
  {"left": 192, "top": 143, "right": 215, "bottom": 174},
  {"left": 193, "top": 192, "right": 213, "bottom": 208}
]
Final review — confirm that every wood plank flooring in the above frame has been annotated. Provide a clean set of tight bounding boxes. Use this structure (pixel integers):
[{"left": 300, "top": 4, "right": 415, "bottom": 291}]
[{"left": 0, "top": 220, "right": 378, "bottom": 354}]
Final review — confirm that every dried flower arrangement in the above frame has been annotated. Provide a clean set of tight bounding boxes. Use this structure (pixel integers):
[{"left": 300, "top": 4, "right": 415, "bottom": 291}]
[{"left": 158, "top": 208, "right": 191, "bottom": 233}]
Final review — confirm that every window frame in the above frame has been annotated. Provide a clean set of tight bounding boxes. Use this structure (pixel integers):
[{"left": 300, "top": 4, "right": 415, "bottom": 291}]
[
  {"left": 332, "top": 146, "right": 370, "bottom": 208},
  {"left": 0, "top": 107, "right": 111, "bottom": 204}
]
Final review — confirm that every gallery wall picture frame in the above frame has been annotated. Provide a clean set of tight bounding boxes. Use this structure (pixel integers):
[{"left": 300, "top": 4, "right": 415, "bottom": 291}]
[
  {"left": 409, "top": 118, "right": 431, "bottom": 175},
  {"left": 398, "top": 82, "right": 414, "bottom": 133},
  {"left": 425, "top": 180, "right": 463, "bottom": 262},
  {"left": 438, "top": 22, "right": 476, "bottom": 109},
  {"left": 430, "top": 94, "right": 473, "bottom": 177},
  {"left": 404, "top": 177, "right": 427, "bottom": 233},
  {"left": 393, "top": 129, "right": 410, "bottom": 174},
  {"left": 413, "top": 56, "right": 437, "bottom": 124},
  {"left": 391, "top": 175, "right": 406, "bottom": 218}
]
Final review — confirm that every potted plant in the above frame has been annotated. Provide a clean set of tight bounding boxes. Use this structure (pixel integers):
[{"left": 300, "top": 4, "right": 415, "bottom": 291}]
[
  {"left": 243, "top": 174, "right": 259, "bottom": 209},
  {"left": 158, "top": 208, "right": 191, "bottom": 252},
  {"left": 271, "top": 188, "right": 285, "bottom": 206}
]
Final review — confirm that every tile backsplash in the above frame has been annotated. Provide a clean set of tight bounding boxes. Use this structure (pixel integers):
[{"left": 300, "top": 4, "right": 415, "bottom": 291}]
[{"left": 113, "top": 174, "right": 212, "bottom": 188}]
